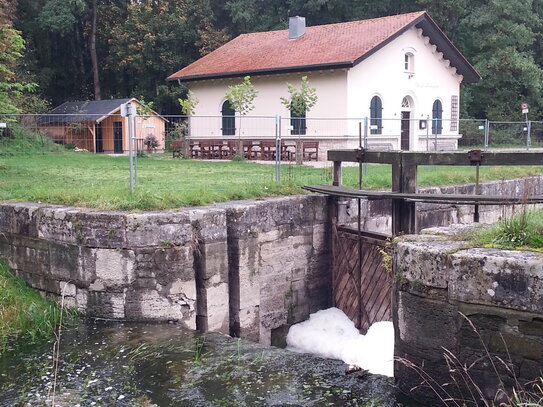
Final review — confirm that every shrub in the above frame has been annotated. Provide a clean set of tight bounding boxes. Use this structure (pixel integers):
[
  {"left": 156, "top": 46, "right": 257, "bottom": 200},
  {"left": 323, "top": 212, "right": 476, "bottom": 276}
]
[{"left": 143, "top": 134, "right": 159, "bottom": 152}]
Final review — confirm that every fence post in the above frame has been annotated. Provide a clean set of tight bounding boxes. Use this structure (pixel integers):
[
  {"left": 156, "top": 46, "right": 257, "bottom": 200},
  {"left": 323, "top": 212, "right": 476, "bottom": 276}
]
[
  {"left": 275, "top": 114, "right": 281, "bottom": 182},
  {"left": 527, "top": 120, "right": 532, "bottom": 150},
  {"left": 484, "top": 119, "right": 489, "bottom": 151},
  {"left": 123, "top": 102, "right": 136, "bottom": 193},
  {"left": 133, "top": 115, "right": 138, "bottom": 186},
  {"left": 363, "top": 117, "right": 368, "bottom": 176},
  {"left": 433, "top": 118, "right": 438, "bottom": 150}
]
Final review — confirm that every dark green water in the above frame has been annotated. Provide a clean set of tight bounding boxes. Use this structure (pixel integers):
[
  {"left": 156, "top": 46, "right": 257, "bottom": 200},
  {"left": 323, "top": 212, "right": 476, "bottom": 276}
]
[{"left": 0, "top": 320, "right": 402, "bottom": 407}]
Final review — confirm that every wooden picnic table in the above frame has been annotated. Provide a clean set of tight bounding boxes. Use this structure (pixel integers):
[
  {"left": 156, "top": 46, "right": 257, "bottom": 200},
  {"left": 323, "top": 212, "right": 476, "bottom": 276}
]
[{"left": 173, "top": 139, "right": 320, "bottom": 161}]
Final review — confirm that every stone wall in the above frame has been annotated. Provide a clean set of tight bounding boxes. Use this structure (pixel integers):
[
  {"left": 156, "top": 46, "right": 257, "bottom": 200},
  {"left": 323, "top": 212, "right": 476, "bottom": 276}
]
[
  {"left": 0, "top": 196, "right": 334, "bottom": 344},
  {"left": 0, "top": 176, "right": 541, "bottom": 347},
  {"left": 394, "top": 225, "right": 543, "bottom": 405}
]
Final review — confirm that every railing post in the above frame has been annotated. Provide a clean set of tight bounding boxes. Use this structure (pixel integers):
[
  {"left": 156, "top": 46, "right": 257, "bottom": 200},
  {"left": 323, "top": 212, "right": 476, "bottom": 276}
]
[{"left": 333, "top": 161, "right": 342, "bottom": 187}]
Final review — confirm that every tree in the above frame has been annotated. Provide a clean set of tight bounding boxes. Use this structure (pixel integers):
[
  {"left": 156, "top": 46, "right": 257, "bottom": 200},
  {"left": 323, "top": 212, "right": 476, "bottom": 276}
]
[
  {"left": 280, "top": 76, "right": 317, "bottom": 117},
  {"left": 178, "top": 90, "right": 199, "bottom": 115},
  {"left": 0, "top": 24, "right": 36, "bottom": 114},
  {"left": 225, "top": 75, "right": 258, "bottom": 158},
  {"left": 455, "top": 0, "right": 543, "bottom": 119}
]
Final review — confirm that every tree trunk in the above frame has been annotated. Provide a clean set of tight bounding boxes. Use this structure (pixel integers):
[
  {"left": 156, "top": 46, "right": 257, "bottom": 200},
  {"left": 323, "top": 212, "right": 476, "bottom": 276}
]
[{"left": 90, "top": 0, "right": 101, "bottom": 100}]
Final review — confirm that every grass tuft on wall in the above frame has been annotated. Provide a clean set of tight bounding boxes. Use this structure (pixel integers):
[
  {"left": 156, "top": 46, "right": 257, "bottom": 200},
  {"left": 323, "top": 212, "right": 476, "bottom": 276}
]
[
  {"left": 473, "top": 209, "right": 543, "bottom": 250},
  {"left": 0, "top": 258, "right": 71, "bottom": 349}
]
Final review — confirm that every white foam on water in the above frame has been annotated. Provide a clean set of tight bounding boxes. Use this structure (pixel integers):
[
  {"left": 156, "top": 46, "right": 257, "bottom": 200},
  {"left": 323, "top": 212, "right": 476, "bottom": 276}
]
[{"left": 286, "top": 307, "right": 394, "bottom": 377}]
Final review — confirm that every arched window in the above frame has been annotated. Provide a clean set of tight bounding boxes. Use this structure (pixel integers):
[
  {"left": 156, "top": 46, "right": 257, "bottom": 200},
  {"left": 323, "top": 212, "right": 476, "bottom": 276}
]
[
  {"left": 291, "top": 107, "right": 306, "bottom": 135},
  {"left": 404, "top": 53, "right": 414, "bottom": 73},
  {"left": 432, "top": 100, "right": 443, "bottom": 135},
  {"left": 221, "top": 100, "right": 235, "bottom": 136},
  {"left": 370, "top": 96, "right": 382, "bottom": 135}
]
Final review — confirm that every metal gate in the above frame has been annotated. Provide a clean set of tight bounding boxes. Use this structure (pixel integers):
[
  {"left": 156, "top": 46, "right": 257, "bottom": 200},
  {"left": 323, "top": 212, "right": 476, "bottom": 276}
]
[{"left": 332, "top": 225, "right": 392, "bottom": 334}]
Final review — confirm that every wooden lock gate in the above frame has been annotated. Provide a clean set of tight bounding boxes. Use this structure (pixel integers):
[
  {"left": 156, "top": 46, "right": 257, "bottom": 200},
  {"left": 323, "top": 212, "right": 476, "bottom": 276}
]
[{"left": 305, "top": 149, "right": 543, "bottom": 333}]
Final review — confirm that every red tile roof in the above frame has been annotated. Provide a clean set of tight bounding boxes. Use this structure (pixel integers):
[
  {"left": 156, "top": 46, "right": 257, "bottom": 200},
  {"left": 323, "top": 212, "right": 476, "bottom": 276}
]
[{"left": 168, "top": 11, "right": 480, "bottom": 83}]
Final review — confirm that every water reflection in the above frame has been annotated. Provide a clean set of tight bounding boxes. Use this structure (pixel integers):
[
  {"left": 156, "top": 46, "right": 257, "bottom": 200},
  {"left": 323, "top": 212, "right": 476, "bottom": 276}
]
[{"left": 0, "top": 320, "right": 398, "bottom": 406}]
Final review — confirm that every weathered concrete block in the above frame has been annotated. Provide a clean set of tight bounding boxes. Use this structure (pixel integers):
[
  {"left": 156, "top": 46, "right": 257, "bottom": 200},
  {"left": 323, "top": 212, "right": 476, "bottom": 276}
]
[
  {"left": 397, "top": 290, "right": 459, "bottom": 352},
  {"left": 189, "top": 207, "right": 227, "bottom": 243},
  {"left": 125, "top": 211, "right": 192, "bottom": 248},
  {"left": 68, "top": 211, "right": 128, "bottom": 248},
  {"left": 12, "top": 203, "right": 43, "bottom": 238},
  {"left": 449, "top": 248, "right": 543, "bottom": 312},
  {"left": 94, "top": 248, "right": 136, "bottom": 289},
  {"left": 11, "top": 236, "right": 51, "bottom": 276},
  {"left": 49, "top": 242, "right": 80, "bottom": 281},
  {"left": 125, "top": 289, "right": 195, "bottom": 328},
  {"left": 152, "top": 246, "right": 194, "bottom": 285},
  {"left": 394, "top": 235, "right": 462, "bottom": 289},
  {"left": 85, "top": 291, "right": 126, "bottom": 319},
  {"left": 203, "top": 283, "right": 229, "bottom": 332},
  {"left": 38, "top": 206, "right": 84, "bottom": 244}
]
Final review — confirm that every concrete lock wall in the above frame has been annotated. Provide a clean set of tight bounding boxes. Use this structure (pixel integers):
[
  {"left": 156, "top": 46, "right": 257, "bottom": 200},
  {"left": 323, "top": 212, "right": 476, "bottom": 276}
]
[
  {"left": 394, "top": 225, "right": 543, "bottom": 405},
  {"left": 0, "top": 176, "right": 541, "bottom": 345},
  {"left": 0, "top": 196, "right": 340, "bottom": 344}
]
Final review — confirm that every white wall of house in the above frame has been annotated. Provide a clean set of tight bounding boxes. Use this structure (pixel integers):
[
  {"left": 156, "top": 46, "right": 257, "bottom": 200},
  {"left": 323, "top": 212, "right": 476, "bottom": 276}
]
[
  {"left": 187, "top": 70, "right": 349, "bottom": 139},
  {"left": 347, "top": 27, "right": 462, "bottom": 150},
  {"left": 185, "top": 26, "right": 464, "bottom": 152}
]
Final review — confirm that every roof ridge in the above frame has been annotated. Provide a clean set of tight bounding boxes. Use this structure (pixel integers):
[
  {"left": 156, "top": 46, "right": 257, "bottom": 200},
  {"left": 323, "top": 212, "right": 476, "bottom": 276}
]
[{"left": 236, "top": 11, "right": 426, "bottom": 37}]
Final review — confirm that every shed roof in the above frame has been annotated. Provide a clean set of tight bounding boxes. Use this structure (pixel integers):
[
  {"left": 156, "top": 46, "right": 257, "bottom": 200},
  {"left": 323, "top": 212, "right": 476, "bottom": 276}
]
[
  {"left": 167, "top": 11, "right": 480, "bottom": 83},
  {"left": 40, "top": 98, "right": 167, "bottom": 124},
  {"left": 44, "top": 99, "right": 133, "bottom": 123}
]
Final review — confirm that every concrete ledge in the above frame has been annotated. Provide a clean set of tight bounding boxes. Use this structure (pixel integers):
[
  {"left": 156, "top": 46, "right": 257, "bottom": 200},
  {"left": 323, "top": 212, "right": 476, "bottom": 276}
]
[{"left": 394, "top": 224, "right": 543, "bottom": 405}]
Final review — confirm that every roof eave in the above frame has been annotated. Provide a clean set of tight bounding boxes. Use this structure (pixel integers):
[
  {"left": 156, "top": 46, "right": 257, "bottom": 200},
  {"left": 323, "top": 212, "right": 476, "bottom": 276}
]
[
  {"left": 167, "top": 61, "right": 353, "bottom": 83},
  {"left": 415, "top": 14, "right": 481, "bottom": 83}
]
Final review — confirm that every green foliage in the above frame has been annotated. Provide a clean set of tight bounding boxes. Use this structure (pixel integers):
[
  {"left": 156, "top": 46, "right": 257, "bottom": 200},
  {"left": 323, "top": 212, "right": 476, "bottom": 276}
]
[
  {"left": 0, "top": 258, "right": 74, "bottom": 348},
  {"left": 136, "top": 96, "right": 155, "bottom": 117},
  {"left": 0, "top": 24, "right": 37, "bottom": 114},
  {"left": 280, "top": 76, "right": 318, "bottom": 117},
  {"left": 473, "top": 209, "right": 543, "bottom": 249},
  {"left": 9, "top": 0, "right": 543, "bottom": 118},
  {"left": 178, "top": 90, "right": 199, "bottom": 115},
  {"left": 0, "top": 123, "right": 62, "bottom": 156},
  {"left": 38, "top": 0, "right": 87, "bottom": 36},
  {"left": 226, "top": 76, "right": 258, "bottom": 116}
]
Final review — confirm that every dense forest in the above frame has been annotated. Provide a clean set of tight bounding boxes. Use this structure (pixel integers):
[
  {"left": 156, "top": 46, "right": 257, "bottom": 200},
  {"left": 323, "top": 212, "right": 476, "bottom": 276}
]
[{"left": 1, "top": 0, "right": 543, "bottom": 119}]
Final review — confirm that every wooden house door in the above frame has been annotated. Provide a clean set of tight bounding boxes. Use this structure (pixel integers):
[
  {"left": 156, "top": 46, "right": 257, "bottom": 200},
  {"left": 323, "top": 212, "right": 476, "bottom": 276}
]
[
  {"left": 113, "top": 121, "right": 123, "bottom": 153},
  {"left": 95, "top": 123, "right": 103, "bottom": 153},
  {"left": 401, "top": 112, "right": 410, "bottom": 150}
]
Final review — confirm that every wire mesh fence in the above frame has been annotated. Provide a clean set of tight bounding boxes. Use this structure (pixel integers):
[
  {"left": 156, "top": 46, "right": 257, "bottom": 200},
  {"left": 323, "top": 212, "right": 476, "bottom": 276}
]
[{"left": 1, "top": 112, "right": 541, "bottom": 204}]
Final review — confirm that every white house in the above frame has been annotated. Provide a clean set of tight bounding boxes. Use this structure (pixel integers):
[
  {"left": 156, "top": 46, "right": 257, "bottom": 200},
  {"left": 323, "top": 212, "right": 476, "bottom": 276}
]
[{"left": 167, "top": 11, "right": 480, "bottom": 154}]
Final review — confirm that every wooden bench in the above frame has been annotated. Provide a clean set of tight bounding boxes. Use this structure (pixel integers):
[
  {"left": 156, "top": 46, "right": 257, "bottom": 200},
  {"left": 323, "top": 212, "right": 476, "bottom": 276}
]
[{"left": 302, "top": 141, "right": 319, "bottom": 161}]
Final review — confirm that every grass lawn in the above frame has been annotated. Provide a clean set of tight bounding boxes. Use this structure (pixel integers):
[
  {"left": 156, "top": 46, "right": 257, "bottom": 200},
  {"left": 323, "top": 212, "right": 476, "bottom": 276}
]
[{"left": 1, "top": 150, "right": 542, "bottom": 211}]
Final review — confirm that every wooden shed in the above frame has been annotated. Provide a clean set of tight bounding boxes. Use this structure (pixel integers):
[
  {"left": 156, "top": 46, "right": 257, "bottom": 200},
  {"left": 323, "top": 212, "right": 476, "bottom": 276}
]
[{"left": 38, "top": 98, "right": 167, "bottom": 153}]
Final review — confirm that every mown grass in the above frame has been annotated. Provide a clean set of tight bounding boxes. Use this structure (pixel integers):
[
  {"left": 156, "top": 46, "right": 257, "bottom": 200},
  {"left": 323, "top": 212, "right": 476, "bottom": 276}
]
[
  {"left": 1, "top": 130, "right": 542, "bottom": 210},
  {"left": 0, "top": 258, "right": 70, "bottom": 349},
  {"left": 472, "top": 209, "right": 543, "bottom": 250}
]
